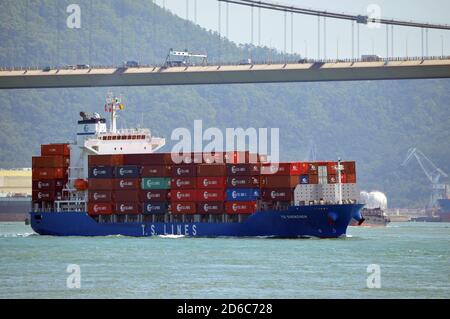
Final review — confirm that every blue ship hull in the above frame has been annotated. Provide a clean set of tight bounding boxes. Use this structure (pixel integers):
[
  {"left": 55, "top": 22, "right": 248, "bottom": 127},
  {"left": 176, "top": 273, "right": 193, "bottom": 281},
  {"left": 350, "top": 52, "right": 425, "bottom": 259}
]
[{"left": 30, "top": 204, "right": 364, "bottom": 238}]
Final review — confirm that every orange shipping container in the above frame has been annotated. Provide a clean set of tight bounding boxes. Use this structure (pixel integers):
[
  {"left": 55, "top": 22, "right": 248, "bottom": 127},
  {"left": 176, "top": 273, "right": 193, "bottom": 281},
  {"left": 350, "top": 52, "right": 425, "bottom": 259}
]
[
  {"left": 41, "top": 143, "right": 70, "bottom": 156},
  {"left": 32, "top": 168, "right": 66, "bottom": 181}
]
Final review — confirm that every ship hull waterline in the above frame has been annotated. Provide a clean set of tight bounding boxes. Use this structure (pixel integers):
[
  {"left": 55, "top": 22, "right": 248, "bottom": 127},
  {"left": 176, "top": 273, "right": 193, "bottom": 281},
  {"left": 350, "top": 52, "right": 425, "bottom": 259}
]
[{"left": 30, "top": 204, "right": 363, "bottom": 238}]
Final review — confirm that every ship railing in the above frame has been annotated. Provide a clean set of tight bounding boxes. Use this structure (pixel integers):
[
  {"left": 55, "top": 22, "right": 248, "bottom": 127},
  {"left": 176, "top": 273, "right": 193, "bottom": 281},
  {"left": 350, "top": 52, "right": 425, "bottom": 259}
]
[{"left": 54, "top": 199, "right": 87, "bottom": 213}]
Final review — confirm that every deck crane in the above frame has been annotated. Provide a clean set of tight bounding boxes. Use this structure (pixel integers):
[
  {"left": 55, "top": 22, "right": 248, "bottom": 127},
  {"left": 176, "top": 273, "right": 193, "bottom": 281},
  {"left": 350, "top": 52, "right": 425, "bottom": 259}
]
[{"left": 401, "top": 148, "right": 448, "bottom": 208}]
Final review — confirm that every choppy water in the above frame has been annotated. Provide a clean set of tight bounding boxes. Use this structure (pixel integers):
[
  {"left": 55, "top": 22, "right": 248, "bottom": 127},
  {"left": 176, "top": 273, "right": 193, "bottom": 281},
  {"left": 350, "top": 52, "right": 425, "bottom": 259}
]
[{"left": 0, "top": 222, "right": 449, "bottom": 299}]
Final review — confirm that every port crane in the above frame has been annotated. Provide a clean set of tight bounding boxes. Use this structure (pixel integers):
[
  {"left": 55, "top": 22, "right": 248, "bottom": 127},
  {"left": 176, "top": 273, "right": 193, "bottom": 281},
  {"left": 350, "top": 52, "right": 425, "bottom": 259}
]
[{"left": 402, "top": 148, "right": 448, "bottom": 208}]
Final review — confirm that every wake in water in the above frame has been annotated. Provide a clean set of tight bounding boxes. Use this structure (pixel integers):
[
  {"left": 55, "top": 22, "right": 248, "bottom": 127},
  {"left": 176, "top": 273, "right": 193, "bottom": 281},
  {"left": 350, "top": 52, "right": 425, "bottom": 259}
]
[
  {"left": 158, "top": 234, "right": 186, "bottom": 239},
  {"left": 0, "top": 232, "right": 37, "bottom": 238}
]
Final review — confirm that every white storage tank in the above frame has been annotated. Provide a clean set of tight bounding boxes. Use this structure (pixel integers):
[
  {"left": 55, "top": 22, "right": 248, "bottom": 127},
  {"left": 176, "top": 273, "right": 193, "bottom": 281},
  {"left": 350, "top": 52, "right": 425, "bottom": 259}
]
[{"left": 360, "top": 191, "right": 388, "bottom": 209}]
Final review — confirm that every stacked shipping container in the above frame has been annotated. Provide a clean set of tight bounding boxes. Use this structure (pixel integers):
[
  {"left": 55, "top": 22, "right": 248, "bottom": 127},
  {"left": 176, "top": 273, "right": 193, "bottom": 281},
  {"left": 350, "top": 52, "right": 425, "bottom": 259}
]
[
  {"left": 32, "top": 144, "right": 70, "bottom": 209},
  {"left": 84, "top": 152, "right": 357, "bottom": 218}
]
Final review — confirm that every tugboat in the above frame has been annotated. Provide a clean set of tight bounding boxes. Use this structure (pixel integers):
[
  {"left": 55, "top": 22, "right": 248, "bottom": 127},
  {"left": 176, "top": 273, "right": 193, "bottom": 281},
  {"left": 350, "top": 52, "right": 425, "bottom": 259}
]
[{"left": 351, "top": 191, "right": 390, "bottom": 227}]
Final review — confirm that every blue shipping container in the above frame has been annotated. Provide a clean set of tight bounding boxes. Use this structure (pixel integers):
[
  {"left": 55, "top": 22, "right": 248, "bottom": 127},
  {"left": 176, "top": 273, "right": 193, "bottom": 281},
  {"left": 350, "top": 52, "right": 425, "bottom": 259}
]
[
  {"left": 300, "top": 175, "right": 309, "bottom": 184},
  {"left": 88, "top": 166, "right": 114, "bottom": 179},
  {"left": 142, "top": 202, "right": 169, "bottom": 215},
  {"left": 114, "top": 165, "right": 140, "bottom": 178},
  {"left": 226, "top": 188, "right": 261, "bottom": 202}
]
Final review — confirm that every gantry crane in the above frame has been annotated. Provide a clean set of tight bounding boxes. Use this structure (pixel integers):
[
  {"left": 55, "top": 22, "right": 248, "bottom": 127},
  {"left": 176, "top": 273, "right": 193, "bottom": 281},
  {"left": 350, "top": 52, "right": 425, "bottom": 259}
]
[{"left": 402, "top": 148, "right": 448, "bottom": 208}]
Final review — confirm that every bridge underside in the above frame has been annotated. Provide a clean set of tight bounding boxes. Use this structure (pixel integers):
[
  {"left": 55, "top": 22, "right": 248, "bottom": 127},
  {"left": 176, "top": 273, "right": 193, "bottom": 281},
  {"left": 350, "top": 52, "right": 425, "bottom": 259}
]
[{"left": 1, "top": 60, "right": 450, "bottom": 89}]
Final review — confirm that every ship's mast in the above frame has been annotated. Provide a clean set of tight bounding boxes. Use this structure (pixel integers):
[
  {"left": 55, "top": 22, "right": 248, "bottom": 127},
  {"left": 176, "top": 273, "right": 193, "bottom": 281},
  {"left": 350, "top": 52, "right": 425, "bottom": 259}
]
[
  {"left": 106, "top": 93, "right": 123, "bottom": 133},
  {"left": 336, "top": 158, "right": 344, "bottom": 204}
]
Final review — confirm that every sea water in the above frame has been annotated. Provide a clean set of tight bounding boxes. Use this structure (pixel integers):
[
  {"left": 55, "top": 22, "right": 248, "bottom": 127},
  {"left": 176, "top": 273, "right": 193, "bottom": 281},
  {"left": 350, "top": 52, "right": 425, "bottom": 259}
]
[{"left": 0, "top": 222, "right": 448, "bottom": 299}]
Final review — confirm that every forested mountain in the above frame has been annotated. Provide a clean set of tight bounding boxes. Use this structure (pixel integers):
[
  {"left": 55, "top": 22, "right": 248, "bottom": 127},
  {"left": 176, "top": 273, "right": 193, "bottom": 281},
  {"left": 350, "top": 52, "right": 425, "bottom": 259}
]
[{"left": 0, "top": 0, "right": 449, "bottom": 208}]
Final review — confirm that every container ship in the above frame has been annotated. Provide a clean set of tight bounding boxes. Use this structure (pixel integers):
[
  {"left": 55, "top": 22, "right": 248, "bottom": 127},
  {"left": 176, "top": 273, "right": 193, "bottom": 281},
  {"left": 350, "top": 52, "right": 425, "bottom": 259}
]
[{"left": 30, "top": 95, "right": 364, "bottom": 238}]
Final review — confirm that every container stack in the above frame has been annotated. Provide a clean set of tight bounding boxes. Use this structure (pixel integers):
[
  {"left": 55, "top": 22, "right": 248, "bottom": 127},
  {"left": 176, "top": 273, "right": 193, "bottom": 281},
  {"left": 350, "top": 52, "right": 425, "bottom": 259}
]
[
  {"left": 196, "top": 163, "right": 227, "bottom": 216},
  {"left": 87, "top": 155, "right": 123, "bottom": 217},
  {"left": 32, "top": 144, "right": 70, "bottom": 210},
  {"left": 139, "top": 155, "right": 172, "bottom": 219},
  {"left": 225, "top": 163, "right": 261, "bottom": 215},
  {"left": 260, "top": 162, "right": 306, "bottom": 209}
]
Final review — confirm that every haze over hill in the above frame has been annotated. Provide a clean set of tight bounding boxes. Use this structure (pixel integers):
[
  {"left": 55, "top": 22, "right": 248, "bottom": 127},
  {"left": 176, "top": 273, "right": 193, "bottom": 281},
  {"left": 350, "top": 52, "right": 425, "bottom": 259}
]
[{"left": 0, "top": 0, "right": 449, "bottom": 208}]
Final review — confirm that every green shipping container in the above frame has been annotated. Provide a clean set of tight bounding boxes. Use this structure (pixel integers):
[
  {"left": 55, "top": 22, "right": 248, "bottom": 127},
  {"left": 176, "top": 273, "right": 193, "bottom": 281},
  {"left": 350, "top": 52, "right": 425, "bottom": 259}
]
[{"left": 141, "top": 178, "right": 171, "bottom": 190}]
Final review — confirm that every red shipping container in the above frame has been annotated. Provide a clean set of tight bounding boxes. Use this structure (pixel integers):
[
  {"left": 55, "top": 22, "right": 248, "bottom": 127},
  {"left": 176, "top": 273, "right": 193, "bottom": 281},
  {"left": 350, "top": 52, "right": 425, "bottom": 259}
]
[
  {"left": 88, "top": 179, "right": 115, "bottom": 190},
  {"left": 309, "top": 175, "right": 319, "bottom": 184},
  {"left": 171, "top": 177, "right": 196, "bottom": 189},
  {"left": 114, "top": 202, "right": 140, "bottom": 215},
  {"left": 197, "top": 189, "right": 226, "bottom": 202},
  {"left": 88, "top": 203, "right": 113, "bottom": 216},
  {"left": 89, "top": 154, "right": 124, "bottom": 167},
  {"left": 226, "top": 176, "right": 260, "bottom": 188},
  {"left": 262, "top": 189, "right": 294, "bottom": 201},
  {"left": 343, "top": 162, "right": 356, "bottom": 175},
  {"left": 225, "top": 202, "right": 258, "bottom": 214},
  {"left": 197, "top": 202, "right": 225, "bottom": 214},
  {"left": 123, "top": 153, "right": 174, "bottom": 165},
  {"left": 114, "top": 178, "right": 140, "bottom": 190},
  {"left": 88, "top": 190, "right": 112, "bottom": 203},
  {"left": 171, "top": 189, "right": 198, "bottom": 202},
  {"left": 261, "top": 162, "right": 303, "bottom": 176},
  {"left": 172, "top": 164, "right": 197, "bottom": 177},
  {"left": 32, "top": 156, "right": 69, "bottom": 168},
  {"left": 41, "top": 143, "right": 70, "bottom": 156},
  {"left": 226, "top": 163, "right": 261, "bottom": 176},
  {"left": 32, "top": 190, "right": 62, "bottom": 202},
  {"left": 32, "top": 179, "right": 65, "bottom": 191},
  {"left": 32, "top": 168, "right": 66, "bottom": 181},
  {"left": 307, "top": 163, "right": 319, "bottom": 175},
  {"left": 139, "top": 190, "right": 171, "bottom": 202},
  {"left": 326, "top": 162, "right": 338, "bottom": 175},
  {"left": 113, "top": 190, "right": 139, "bottom": 202},
  {"left": 141, "top": 165, "right": 172, "bottom": 177},
  {"left": 197, "top": 177, "right": 226, "bottom": 189},
  {"left": 346, "top": 174, "right": 356, "bottom": 184},
  {"left": 327, "top": 174, "right": 347, "bottom": 184},
  {"left": 197, "top": 164, "right": 227, "bottom": 177},
  {"left": 261, "top": 176, "right": 299, "bottom": 188},
  {"left": 171, "top": 202, "right": 196, "bottom": 214}
]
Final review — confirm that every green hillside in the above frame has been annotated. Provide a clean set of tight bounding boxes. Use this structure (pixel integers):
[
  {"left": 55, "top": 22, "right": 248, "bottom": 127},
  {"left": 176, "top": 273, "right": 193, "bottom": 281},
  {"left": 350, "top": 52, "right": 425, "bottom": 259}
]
[{"left": 0, "top": 0, "right": 449, "bottom": 208}]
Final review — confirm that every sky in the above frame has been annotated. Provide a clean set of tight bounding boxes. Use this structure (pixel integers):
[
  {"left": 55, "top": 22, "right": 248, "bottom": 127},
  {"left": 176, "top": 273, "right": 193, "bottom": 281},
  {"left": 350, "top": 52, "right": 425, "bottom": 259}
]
[{"left": 155, "top": 0, "right": 450, "bottom": 59}]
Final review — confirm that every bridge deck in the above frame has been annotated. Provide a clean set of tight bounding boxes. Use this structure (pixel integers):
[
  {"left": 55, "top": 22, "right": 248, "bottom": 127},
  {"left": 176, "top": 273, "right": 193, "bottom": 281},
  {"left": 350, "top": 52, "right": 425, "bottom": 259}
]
[{"left": 1, "top": 59, "right": 450, "bottom": 89}]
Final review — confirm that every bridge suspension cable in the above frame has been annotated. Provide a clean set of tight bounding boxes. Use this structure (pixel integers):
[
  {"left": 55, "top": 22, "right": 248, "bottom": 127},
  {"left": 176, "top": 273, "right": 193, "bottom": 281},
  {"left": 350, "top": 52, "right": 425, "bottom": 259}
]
[{"left": 218, "top": 0, "right": 450, "bottom": 30}]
